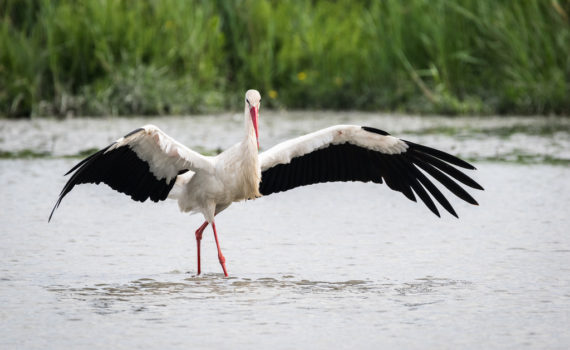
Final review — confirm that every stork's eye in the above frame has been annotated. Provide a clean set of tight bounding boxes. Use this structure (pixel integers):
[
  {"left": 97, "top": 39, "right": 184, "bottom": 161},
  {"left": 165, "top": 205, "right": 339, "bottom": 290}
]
[{"left": 246, "top": 99, "right": 250, "bottom": 105}]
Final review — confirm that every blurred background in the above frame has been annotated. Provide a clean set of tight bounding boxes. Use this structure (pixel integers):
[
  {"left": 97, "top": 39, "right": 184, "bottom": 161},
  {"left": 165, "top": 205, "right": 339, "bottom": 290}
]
[{"left": 1, "top": 0, "right": 569, "bottom": 118}]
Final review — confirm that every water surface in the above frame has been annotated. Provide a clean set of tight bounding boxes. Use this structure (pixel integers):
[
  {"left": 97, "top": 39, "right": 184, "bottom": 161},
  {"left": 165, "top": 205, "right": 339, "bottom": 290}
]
[{"left": 1, "top": 114, "right": 569, "bottom": 349}]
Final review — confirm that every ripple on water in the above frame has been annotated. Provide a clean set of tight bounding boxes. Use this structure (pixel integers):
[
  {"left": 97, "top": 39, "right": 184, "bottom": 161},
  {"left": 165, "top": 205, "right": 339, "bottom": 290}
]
[{"left": 45, "top": 274, "right": 474, "bottom": 316}]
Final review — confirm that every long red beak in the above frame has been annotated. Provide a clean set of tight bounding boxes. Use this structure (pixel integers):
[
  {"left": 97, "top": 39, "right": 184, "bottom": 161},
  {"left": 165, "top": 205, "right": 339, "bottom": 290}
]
[{"left": 250, "top": 106, "right": 259, "bottom": 149}]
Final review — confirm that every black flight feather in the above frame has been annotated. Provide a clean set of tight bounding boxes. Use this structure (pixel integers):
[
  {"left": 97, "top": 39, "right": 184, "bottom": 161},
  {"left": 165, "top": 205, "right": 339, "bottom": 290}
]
[
  {"left": 259, "top": 126, "right": 483, "bottom": 217},
  {"left": 49, "top": 142, "right": 179, "bottom": 222}
]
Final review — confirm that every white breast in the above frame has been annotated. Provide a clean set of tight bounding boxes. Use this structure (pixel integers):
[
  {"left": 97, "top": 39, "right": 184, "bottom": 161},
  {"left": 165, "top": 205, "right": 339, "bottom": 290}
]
[{"left": 216, "top": 141, "right": 261, "bottom": 202}]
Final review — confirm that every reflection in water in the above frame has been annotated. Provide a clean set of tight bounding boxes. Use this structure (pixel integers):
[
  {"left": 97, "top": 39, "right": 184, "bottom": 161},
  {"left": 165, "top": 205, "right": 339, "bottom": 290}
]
[{"left": 46, "top": 275, "right": 472, "bottom": 316}]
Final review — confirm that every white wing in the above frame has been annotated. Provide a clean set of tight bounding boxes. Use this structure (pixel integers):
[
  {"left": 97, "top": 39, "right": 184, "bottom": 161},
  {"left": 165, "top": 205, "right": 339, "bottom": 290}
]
[
  {"left": 259, "top": 125, "right": 483, "bottom": 217},
  {"left": 49, "top": 125, "right": 214, "bottom": 220}
]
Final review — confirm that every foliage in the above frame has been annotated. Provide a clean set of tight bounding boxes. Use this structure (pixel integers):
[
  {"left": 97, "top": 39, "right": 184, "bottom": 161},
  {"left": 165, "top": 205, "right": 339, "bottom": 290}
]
[{"left": 1, "top": 0, "right": 569, "bottom": 117}]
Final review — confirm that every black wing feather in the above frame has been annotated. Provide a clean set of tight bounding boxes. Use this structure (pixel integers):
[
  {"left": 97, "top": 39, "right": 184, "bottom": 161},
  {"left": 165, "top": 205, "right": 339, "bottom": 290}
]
[
  {"left": 409, "top": 155, "right": 479, "bottom": 205},
  {"left": 404, "top": 141, "right": 476, "bottom": 170},
  {"left": 391, "top": 156, "right": 440, "bottom": 217},
  {"left": 409, "top": 151, "right": 483, "bottom": 190},
  {"left": 49, "top": 143, "right": 178, "bottom": 221},
  {"left": 402, "top": 159, "right": 458, "bottom": 218},
  {"left": 259, "top": 126, "right": 483, "bottom": 217}
]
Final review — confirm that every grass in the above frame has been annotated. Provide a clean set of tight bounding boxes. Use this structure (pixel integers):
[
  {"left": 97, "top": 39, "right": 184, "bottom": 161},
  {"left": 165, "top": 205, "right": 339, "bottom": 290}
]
[{"left": 1, "top": 0, "right": 569, "bottom": 117}]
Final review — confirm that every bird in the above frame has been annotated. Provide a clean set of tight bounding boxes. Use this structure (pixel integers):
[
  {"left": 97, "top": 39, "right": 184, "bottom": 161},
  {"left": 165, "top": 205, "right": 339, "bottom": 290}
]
[{"left": 49, "top": 89, "right": 483, "bottom": 277}]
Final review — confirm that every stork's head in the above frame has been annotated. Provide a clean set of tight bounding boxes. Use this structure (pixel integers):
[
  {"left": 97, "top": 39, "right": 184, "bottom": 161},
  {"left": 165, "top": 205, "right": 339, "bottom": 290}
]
[{"left": 245, "top": 89, "right": 261, "bottom": 149}]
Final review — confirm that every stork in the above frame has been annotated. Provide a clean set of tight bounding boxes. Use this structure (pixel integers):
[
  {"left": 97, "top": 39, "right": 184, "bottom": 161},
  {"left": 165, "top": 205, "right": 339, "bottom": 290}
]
[{"left": 49, "top": 89, "right": 483, "bottom": 277}]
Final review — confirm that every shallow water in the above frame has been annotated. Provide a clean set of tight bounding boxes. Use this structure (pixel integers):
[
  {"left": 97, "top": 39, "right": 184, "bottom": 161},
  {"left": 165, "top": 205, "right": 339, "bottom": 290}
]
[
  {"left": 1, "top": 114, "right": 569, "bottom": 349},
  {"left": 1, "top": 112, "right": 569, "bottom": 162}
]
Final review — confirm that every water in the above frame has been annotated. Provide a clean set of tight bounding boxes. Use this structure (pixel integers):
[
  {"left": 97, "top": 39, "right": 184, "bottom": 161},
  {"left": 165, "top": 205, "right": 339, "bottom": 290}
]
[{"left": 1, "top": 114, "right": 569, "bottom": 349}]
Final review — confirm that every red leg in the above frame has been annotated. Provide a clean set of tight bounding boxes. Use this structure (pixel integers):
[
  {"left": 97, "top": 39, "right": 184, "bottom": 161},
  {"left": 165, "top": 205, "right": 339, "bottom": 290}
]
[
  {"left": 195, "top": 221, "right": 208, "bottom": 275},
  {"left": 211, "top": 221, "right": 228, "bottom": 277}
]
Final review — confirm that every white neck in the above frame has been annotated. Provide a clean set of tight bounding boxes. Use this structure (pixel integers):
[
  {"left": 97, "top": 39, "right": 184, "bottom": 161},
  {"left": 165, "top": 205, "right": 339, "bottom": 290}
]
[
  {"left": 243, "top": 104, "right": 257, "bottom": 144},
  {"left": 240, "top": 103, "right": 262, "bottom": 198}
]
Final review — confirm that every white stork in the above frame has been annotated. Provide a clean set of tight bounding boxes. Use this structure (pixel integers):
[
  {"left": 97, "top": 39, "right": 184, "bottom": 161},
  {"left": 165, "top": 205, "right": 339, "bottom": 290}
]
[{"left": 49, "top": 89, "right": 483, "bottom": 276}]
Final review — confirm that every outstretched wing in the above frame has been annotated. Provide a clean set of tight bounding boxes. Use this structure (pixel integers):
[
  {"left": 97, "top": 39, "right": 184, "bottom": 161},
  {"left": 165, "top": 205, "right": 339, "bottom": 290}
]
[
  {"left": 49, "top": 125, "right": 214, "bottom": 221},
  {"left": 259, "top": 125, "right": 483, "bottom": 217}
]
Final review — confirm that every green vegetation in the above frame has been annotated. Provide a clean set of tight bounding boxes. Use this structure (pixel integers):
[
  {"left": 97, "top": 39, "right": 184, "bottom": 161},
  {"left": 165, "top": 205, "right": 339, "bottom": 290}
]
[
  {"left": 3, "top": 147, "right": 567, "bottom": 166},
  {"left": 0, "top": 147, "right": 223, "bottom": 159},
  {"left": 469, "top": 154, "right": 570, "bottom": 166},
  {"left": 0, "top": 149, "right": 50, "bottom": 158},
  {"left": 405, "top": 123, "right": 570, "bottom": 138},
  {"left": 1, "top": 0, "right": 569, "bottom": 117}
]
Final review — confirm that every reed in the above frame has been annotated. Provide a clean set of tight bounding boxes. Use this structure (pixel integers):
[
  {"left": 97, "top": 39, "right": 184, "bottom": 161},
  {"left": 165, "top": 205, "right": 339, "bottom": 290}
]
[{"left": 1, "top": 0, "right": 568, "bottom": 117}]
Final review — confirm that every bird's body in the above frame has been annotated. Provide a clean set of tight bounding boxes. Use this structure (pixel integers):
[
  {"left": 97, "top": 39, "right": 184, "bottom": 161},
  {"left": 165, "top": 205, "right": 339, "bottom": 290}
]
[
  {"left": 50, "top": 89, "right": 483, "bottom": 276},
  {"left": 171, "top": 111, "right": 261, "bottom": 221}
]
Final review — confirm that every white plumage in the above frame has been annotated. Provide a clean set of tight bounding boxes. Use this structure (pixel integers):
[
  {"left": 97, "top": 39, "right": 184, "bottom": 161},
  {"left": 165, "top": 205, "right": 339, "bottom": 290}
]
[
  {"left": 260, "top": 125, "right": 408, "bottom": 171},
  {"left": 111, "top": 125, "right": 214, "bottom": 182},
  {"left": 50, "top": 89, "right": 483, "bottom": 276}
]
